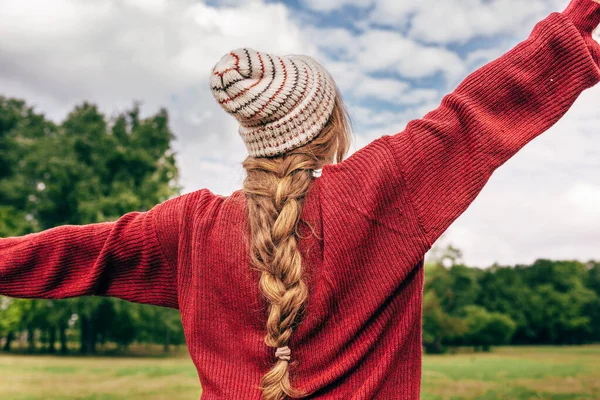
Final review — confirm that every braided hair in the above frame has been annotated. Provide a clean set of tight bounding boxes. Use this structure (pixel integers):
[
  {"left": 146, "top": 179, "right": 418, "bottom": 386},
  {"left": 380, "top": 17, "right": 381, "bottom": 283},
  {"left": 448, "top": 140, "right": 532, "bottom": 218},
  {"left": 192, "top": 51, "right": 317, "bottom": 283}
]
[{"left": 243, "top": 92, "right": 351, "bottom": 400}]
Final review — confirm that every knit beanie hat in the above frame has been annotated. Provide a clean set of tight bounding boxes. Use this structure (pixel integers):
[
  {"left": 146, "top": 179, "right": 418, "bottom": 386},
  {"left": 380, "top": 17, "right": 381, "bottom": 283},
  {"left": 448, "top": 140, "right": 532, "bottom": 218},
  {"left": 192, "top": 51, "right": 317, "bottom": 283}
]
[{"left": 210, "top": 48, "right": 337, "bottom": 158}]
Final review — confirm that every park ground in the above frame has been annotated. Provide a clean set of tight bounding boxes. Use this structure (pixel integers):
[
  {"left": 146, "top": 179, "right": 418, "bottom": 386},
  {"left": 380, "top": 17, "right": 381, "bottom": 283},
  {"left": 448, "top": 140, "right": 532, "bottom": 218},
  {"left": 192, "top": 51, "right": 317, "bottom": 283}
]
[{"left": 0, "top": 345, "right": 598, "bottom": 399}]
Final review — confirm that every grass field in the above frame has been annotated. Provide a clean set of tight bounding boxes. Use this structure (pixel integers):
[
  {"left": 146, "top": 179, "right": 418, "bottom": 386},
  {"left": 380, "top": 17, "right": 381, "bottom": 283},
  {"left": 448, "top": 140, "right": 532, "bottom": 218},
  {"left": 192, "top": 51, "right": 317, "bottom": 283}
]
[{"left": 0, "top": 345, "right": 598, "bottom": 399}]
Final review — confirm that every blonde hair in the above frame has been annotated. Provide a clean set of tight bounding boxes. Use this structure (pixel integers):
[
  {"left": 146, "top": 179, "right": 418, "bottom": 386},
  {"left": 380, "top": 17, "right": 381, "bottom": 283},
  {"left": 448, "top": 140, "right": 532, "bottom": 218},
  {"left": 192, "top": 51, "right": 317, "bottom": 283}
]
[{"left": 242, "top": 91, "right": 352, "bottom": 400}]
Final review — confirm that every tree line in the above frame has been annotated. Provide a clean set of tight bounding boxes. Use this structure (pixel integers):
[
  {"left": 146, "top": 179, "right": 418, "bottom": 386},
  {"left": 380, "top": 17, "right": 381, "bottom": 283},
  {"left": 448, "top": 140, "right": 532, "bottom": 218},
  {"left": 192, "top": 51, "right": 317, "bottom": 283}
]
[
  {"left": 423, "top": 246, "right": 600, "bottom": 353},
  {"left": 0, "top": 96, "right": 598, "bottom": 355}
]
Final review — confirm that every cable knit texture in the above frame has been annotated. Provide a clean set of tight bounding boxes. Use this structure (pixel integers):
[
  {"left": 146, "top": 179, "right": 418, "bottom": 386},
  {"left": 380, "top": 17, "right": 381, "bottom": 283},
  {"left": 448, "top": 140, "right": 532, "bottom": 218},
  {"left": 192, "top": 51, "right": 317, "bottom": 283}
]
[{"left": 1, "top": 2, "right": 600, "bottom": 399}]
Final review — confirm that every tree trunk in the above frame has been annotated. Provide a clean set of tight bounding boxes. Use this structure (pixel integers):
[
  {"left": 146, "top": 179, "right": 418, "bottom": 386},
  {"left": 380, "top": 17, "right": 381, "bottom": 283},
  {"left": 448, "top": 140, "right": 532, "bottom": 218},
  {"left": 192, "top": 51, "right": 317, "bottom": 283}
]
[
  {"left": 48, "top": 327, "right": 56, "bottom": 353},
  {"left": 80, "top": 315, "right": 97, "bottom": 355},
  {"left": 89, "top": 317, "right": 96, "bottom": 354},
  {"left": 164, "top": 328, "right": 170, "bottom": 353},
  {"left": 40, "top": 329, "right": 47, "bottom": 350},
  {"left": 3, "top": 332, "right": 13, "bottom": 352},
  {"left": 27, "top": 327, "right": 35, "bottom": 353},
  {"left": 59, "top": 324, "right": 68, "bottom": 354},
  {"left": 80, "top": 316, "right": 88, "bottom": 354}
]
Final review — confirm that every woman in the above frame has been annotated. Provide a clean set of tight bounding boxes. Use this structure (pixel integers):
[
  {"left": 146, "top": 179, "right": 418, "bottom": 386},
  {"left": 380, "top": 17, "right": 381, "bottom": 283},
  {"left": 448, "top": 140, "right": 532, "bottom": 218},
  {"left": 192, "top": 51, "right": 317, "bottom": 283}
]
[{"left": 1, "top": 0, "right": 599, "bottom": 399}]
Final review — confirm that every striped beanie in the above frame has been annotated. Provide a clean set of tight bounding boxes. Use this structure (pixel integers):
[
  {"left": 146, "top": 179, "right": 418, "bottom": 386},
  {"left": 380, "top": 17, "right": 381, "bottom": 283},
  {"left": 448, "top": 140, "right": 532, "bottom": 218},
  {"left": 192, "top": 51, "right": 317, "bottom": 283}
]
[{"left": 210, "top": 48, "right": 337, "bottom": 158}]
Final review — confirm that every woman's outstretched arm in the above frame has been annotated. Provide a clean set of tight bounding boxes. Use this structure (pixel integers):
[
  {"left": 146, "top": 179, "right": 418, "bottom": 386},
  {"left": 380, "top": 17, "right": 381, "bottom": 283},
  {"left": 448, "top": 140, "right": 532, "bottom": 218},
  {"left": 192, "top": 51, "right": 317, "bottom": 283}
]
[
  {"left": 383, "top": 0, "right": 600, "bottom": 248},
  {"left": 0, "top": 192, "right": 197, "bottom": 309}
]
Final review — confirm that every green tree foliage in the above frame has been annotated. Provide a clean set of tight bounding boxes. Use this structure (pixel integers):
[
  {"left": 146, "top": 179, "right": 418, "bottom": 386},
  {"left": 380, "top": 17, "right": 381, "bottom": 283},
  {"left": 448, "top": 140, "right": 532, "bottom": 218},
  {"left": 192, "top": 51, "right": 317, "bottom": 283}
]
[
  {"left": 584, "top": 262, "right": 600, "bottom": 341},
  {"left": 0, "top": 96, "right": 182, "bottom": 354},
  {"left": 422, "top": 290, "right": 467, "bottom": 354},
  {"left": 475, "top": 265, "right": 533, "bottom": 342},
  {"left": 460, "top": 305, "right": 516, "bottom": 352},
  {"left": 424, "top": 245, "right": 599, "bottom": 353}
]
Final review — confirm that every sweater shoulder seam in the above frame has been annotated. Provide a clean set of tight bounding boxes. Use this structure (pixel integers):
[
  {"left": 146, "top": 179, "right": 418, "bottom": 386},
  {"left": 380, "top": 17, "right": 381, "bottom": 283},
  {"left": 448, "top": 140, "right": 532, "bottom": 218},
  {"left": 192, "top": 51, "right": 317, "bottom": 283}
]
[
  {"left": 148, "top": 202, "right": 180, "bottom": 302},
  {"left": 381, "top": 134, "right": 432, "bottom": 249}
]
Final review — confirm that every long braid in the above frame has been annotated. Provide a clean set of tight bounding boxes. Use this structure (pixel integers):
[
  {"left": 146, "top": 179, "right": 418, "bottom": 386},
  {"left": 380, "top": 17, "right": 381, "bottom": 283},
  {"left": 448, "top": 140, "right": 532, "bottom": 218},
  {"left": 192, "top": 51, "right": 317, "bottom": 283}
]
[
  {"left": 243, "top": 93, "right": 352, "bottom": 400},
  {"left": 243, "top": 153, "right": 316, "bottom": 399}
]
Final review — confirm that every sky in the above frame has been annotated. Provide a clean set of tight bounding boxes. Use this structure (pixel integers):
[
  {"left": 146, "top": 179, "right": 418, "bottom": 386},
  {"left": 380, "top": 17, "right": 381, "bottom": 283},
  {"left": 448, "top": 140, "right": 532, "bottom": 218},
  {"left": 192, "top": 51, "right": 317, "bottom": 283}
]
[{"left": 0, "top": 0, "right": 599, "bottom": 268}]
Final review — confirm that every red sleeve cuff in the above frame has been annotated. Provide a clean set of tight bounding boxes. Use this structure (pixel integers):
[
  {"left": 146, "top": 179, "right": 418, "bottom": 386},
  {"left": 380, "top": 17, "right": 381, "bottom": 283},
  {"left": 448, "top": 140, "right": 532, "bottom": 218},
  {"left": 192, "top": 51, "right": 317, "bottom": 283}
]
[
  {"left": 562, "top": 0, "right": 600, "bottom": 66},
  {"left": 562, "top": 0, "right": 600, "bottom": 35}
]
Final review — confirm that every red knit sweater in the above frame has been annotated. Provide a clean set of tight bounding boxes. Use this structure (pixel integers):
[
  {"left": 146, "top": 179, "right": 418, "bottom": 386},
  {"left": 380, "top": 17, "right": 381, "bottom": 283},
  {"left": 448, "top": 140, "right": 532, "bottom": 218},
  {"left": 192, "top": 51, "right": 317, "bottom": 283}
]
[{"left": 2, "top": 2, "right": 600, "bottom": 399}]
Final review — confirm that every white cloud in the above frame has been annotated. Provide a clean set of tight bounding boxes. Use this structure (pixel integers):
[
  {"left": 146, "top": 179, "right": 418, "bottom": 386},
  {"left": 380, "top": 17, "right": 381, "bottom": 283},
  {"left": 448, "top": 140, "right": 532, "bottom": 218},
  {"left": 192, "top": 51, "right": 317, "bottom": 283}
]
[
  {"left": 308, "top": 26, "right": 466, "bottom": 82},
  {"left": 303, "top": 27, "right": 357, "bottom": 59},
  {"left": 122, "top": 0, "right": 168, "bottom": 14},
  {"left": 320, "top": 59, "right": 440, "bottom": 106},
  {"left": 0, "top": 0, "right": 115, "bottom": 39},
  {"left": 301, "top": 0, "right": 572, "bottom": 45},
  {"left": 370, "top": 0, "right": 556, "bottom": 44},
  {"left": 356, "top": 30, "right": 466, "bottom": 81},
  {"left": 300, "top": 0, "right": 373, "bottom": 12},
  {"left": 564, "top": 182, "right": 600, "bottom": 220},
  {"left": 465, "top": 47, "right": 507, "bottom": 69},
  {"left": 353, "top": 77, "right": 438, "bottom": 105}
]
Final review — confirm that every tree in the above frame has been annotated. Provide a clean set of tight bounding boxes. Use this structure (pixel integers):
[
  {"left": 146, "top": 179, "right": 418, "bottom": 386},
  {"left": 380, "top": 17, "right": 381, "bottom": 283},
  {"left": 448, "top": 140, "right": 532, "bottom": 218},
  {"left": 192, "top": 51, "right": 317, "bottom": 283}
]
[
  {"left": 0, "top": 97, "right": 183, "bottom": 354},
  {"left": 584, "top": 262, "right": 600, "bottom": 341},
  {"left": 422, "top": 290, "right": 467, "bottom": 354},
  {"left": 517, "top": 260, "right": 596, "bottom": 344},
  {"left": 461, "top": 305, "right": 516, "bottom": 352},
  {"left": 477, "top": 265, "right": 534, "bottom": 343}
]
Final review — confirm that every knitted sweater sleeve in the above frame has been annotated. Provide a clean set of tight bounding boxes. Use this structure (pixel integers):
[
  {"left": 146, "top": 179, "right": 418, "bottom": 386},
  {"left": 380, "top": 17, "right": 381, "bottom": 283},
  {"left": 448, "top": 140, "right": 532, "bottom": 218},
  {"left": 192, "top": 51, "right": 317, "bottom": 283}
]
[
  {"left": 0, "top": 193, "right": 192, "bottom": 309},
  {"left": 384, "top": 0, "right": 600, "bottom": 248}
]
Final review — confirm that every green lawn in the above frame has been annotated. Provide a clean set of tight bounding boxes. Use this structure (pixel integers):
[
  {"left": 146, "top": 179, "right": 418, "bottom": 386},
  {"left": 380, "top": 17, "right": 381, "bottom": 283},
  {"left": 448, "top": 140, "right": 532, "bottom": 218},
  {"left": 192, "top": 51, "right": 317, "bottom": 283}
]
[
  {"left": 0, "top": 346, "right": 598, "bottom": 399},
  {"left": 422, "top": 346, "right": 600, "bottom": 400}
]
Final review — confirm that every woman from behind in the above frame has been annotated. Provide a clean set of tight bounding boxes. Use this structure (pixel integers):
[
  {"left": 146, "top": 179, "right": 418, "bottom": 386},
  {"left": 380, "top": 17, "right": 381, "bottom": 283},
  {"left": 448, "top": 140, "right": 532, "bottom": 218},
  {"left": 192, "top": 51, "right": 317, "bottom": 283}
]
[{"left": 1, "top": 0, "right": 600, "bottom": 399}]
